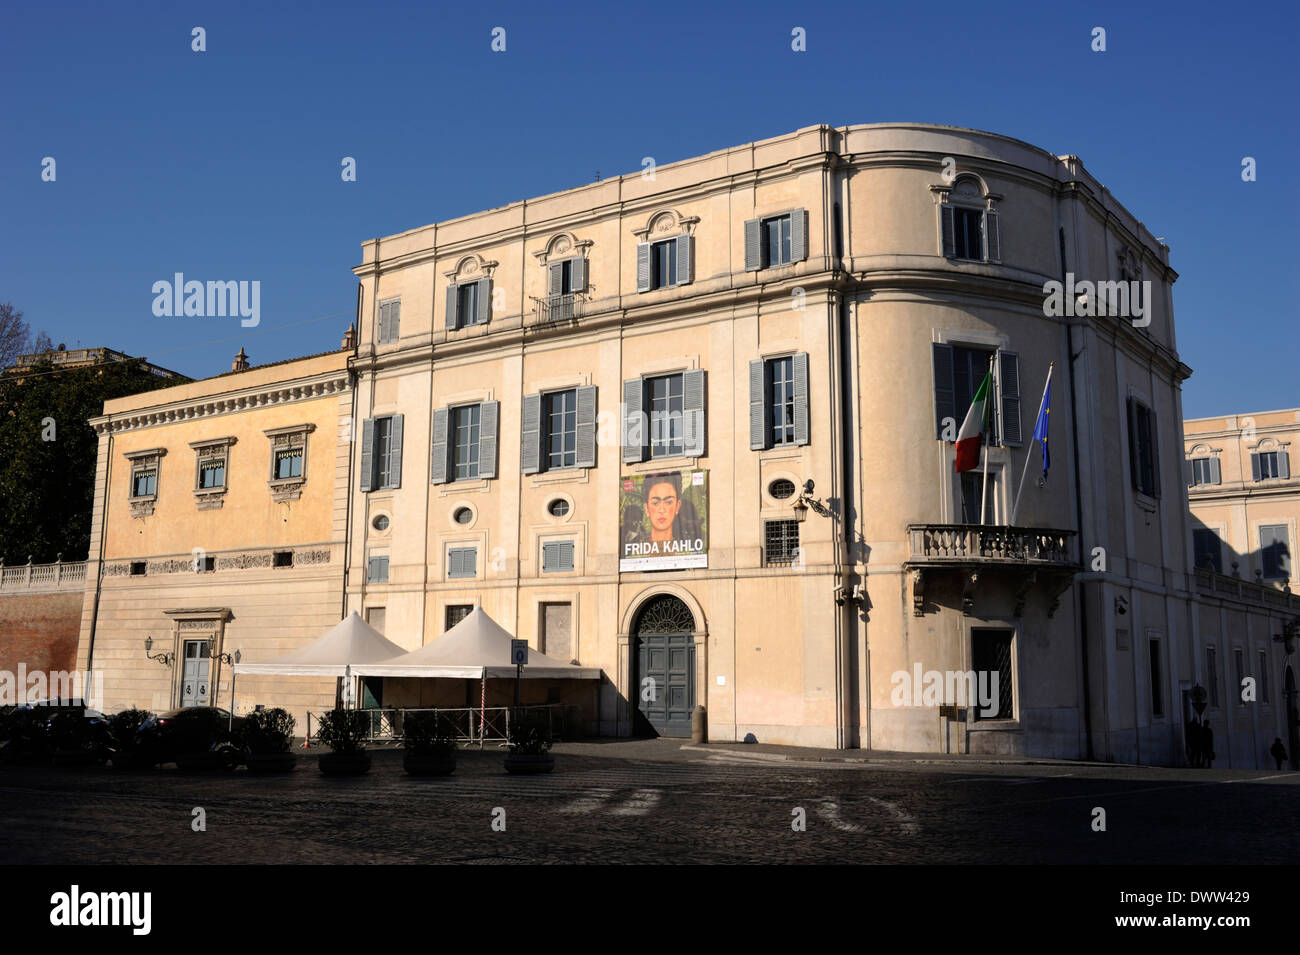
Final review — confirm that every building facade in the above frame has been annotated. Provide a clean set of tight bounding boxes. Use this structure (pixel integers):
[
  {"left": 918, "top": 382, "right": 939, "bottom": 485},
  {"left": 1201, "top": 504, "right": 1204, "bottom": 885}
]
[{"left": 75, "top": 124, "right": 1300, "bottom": 767}]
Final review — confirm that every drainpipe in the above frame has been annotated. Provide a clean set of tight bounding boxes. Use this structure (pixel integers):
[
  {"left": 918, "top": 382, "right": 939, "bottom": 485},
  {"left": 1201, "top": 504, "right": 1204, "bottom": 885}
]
[
  {"left": 1061, "top": 225, "right": 1095, "bottom": 761},
  {"left": 84, "top": 425, "right": 113, "bottom": 683},
  {"left": 342, "top": 282, "right": 361, "bottom": 621}
]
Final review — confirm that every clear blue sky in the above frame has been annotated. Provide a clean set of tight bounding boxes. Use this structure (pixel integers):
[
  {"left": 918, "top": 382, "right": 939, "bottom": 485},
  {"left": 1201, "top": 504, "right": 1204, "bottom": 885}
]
[{"left": 1, "top": 0, "right": 1295, "bottom": 418}]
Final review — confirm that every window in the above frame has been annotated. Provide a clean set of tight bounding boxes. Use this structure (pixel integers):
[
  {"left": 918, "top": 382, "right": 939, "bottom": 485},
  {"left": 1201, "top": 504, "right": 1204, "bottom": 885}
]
[
  {"left": 366, "top": 607, "right": 386, "bottom": 634},
  {"left": 1259, "top": 650, "right": 1270, "bottom": 704},
  {"left": 198, "top": 461, "right": 225, "bottom": 489},
  {"left": 1127, "top": 398, "right": 1161, "bottom": 498},
  {"left": 132, "top": 470, "right": 156, "bottom": 498},
  {"left": 1260, "top": 525, "right": 1291, "bottom": 580},
  {"left": 130, "top": 561, "right": 146, "bottom": 576},
  {"left": 744, "top": 210, "right": 808, "bottom": 271},
  {"left": 124, "top": 449, "right": 164, "bottom": 517},
  {"left": 457, "top": 283, "right": 480, "bottom": 325},
  {"left": 651, "top": 239, "right": 677, "bottom": 289},
  {"left": 453, "top": 404, "right": 481, "bottom": 480},
  {"left": 952, "top": 208, "right": 982, "bottom": 260},
  {"left": 1149, "top": 639, "right": 1164, "bottom": 717},
  {"left": 453, "top": 507, "right": 473, "bottom": 525},
  {"left": 446, "top": 278, "right": 492, "bottom": 330},
  {"left": 372, "top": 514, "right": 389, "bottom": 532},
  {"left": 636, "top": 234, "right": 692, "bottom": 292},
  {"left": 1189, "top": 457, "right": 1219, "bottom": 486},
  {"left": 542, "top": 540, "right": 575, "bottom": 573},
  {"left": 545, "top": 390, "right": 577, "bottom": 470},
  {"left": 1252, "top": 450, "right": 1290, "bottom": 481},
  {"left": 649, "top": 374, "right": 684, "bottom": 458},
  {"left": 360, "top": 415, "right": 403, "bottom": 491},
  {"left": 198, "top": 556, "right": 215, "bottom": 573},
  {"left": 931, "top": 344, "right": 1019, "bottom": 446},
  {"left": 445, "top": 604, "right": 473, "bottom": 630},
  {"left": 768, "top": 357, "right": 795, "bottom": 445},
  {"left": 1193, "top": 529, "right": 1223, "bottom": 573},
  {"left": 547, "top": 498, "right": 570, "bottom": 517},
  {"left": 377, "top": 298, "right": 400, "bottom": 344},
  {"left": 1234, "top": 649, "right": 1245, "bottom": 706},
  {"left": 273, "top": 551, "right": 293, "bottom": 568},
  {"left": 622, "top": 370, "right": 705, "bottom": 462},
  {"left": 959, "top": 470, "right": 1002, "bottom": 525},
  {"left": 764, "top": 520, "right": 800, "bottom": 565},
  {"left": 367, "top": 555, "right": 389, "bottom": 583},
  {"left": 768, "top": 479, "right": 797, "bottom": 500},
  {"left": 448, "top": 547, "right": 477, "bottom": 579},
  {"left": 266, "top": 424, "right": 312, "bottom": 501},
  {"left": 275, "top": 449, "right": 303, "bottom": 480},
  {"left": 191, "top": 438, "right": 234, "bottom": 509},
  {"left": 1206, "top": 647, "right": 1219, "bottom": 707},
  {"left": 940, "top": 179, "right": 999, "bottom": 263},
  {"left": 972, "top": 629, "right": 1014, "bottom": 720}
]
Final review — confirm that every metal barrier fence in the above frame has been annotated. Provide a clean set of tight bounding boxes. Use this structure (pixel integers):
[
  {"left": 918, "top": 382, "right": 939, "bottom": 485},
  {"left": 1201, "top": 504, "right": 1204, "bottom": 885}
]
[{"left": 304, "top": 704, "right": 577, "bottom": 749}]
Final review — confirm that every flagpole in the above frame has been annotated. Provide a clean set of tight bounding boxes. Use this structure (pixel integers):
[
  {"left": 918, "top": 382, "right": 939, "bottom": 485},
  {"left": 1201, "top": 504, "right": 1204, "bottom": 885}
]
[
  {"left": 1011, "top": 362, "right": 1053, "bottom": 527},
  {"left": 979, "top": 355, "right": 994, "bottom": 526}
]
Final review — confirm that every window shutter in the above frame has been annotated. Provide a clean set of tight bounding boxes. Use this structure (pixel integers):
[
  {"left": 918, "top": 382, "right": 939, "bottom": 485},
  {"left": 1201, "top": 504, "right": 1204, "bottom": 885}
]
[
  {"left": 996, "top": 350, "right": 1021, "bottom": 446},
  {"left": 359, "top": 418, "right": 375, "bottom": 491},
  {"left": 941, "top": 205, "right": 956, "bottom": 257},
  {"left": 1184, "top": 458, "right": 1194, "bottom": 487},
  {"left": 744, "top": 218, "right": 762, "bottom": 271},
  {"left": 430, "top": 408, "right": 450, "bottom": 484},
  {"left": 478, "top": 400, "right": 499, "bottom": 479},
  {"left": 1127, "top": 399, "right": 1141, "bottom": 491},
  {"left": 1209, "top": 457, "right": 1221, "bottom": 484},
  {"left": 476, "top": 278, "right": 492, "bottom": 324},
  {"left": 793, "top": 208, "right": 809, "bottom": 262},
  {"left": 543, "top": 541, "right": 574, "bottom": 572},
  {"left": 932, "top": 343, "right": 956, "bottom": 440},
  {"left": 542, "top": 542, "right": 555, "bottom": 572},
  {"left": 571, "top": 257, "right": 586, "bottom": 293},
  {"left": 682, "top": 368, "right": 706, "bottom": 457},
  {"left": 1149, "top": 407, "right": 1161, "bottom": 498},
  {"left": 448, "top": 548, "right": 464, "bottom": 578},
  {"left": 1251, "top": 452, "right": 1261, "bottom": 482},
  {"left": 636, "top": 242, "right": 651, "bottom": 292},
  {"left": 793, "top": 352, "right": 810, "bottom": 446},
  {"left": 387, "top": 414, "right": 404, "bottom": 489},
  {"left": 445, "top": 284, "right": 458, "bottom": 331},
  {"left": 520, "top": 393, "right": 542, "bottom": 475},
  {"left": 575, "top": 385, "right": 597, "bottom": 468},
  {"left": 548, "top": 263, "right": 563, "bottom": 296},
  {"left": 465, "top": 547, "right": 477, "bottom": 576},
  {"left": 622, "top": 378, "right": 645, "bottom": 464},
  {"left": 676, "top": 235, "right": 692, "bottom": 285},
  {"left": 983, "top": 211, "right": 1001, "bottom": 263},
  {"left": 377, "top": 302, "right": 388, "bottom": 343},
  {"left": 390, "top": 300, "right": 400, "bottom": 338},
  {"left": 1280, "top": 451, "right": 1291, "bottom": 480},
  {"left": 748, "top": 359, "right": 767, "bottom": 450}
]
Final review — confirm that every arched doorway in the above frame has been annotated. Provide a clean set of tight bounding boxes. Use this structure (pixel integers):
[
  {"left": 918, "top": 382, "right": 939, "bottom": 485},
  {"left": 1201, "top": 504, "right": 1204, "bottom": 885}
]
[
  {"left": 1287, "top": 666, "right": 1299, "bottom": 771},
  {"left": 633, "top": 594, "right": 696, "bottom": 738}
]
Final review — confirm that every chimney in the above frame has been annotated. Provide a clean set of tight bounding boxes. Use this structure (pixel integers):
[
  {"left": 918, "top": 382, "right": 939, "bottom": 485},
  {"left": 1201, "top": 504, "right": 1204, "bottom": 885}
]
[
  {"left": 341, "top": 323, "right": 356, "bottom": 350},
  {"left": 232, "top": 348, "right": 249, "bottom": 372}
]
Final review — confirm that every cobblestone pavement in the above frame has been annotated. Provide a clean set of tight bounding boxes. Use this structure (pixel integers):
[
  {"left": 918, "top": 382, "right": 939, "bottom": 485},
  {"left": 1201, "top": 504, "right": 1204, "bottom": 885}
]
[{"left": 1, "top": 740, "right": 1295, "bottom": 864}]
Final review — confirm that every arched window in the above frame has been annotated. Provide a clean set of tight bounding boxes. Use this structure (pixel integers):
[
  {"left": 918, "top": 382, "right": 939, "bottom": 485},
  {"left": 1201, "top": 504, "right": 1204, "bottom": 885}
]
[{"left": 937, "top": 175, "right": 1001, "bottom": 264}]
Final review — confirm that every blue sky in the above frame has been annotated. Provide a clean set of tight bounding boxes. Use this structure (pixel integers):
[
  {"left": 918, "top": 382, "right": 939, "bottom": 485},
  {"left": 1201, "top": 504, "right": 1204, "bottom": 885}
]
[{"left": 1, "top": 0, "right": 1295, "bottom": 418}]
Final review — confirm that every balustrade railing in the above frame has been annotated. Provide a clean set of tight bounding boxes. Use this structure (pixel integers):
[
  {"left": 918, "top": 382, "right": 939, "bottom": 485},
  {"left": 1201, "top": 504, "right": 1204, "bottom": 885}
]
[
  {"left": 907, "top": 525, "right": 1077, "bottom": 566},
  {"left": 0, "top": 558, "right": 87, "bottom": 593}
]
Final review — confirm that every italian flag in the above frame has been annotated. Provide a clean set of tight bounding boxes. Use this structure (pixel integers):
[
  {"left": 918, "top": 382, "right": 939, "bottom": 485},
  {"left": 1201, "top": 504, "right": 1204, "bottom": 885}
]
[{"left": 954, "top": 369, "right": 992, "bottom": 473}]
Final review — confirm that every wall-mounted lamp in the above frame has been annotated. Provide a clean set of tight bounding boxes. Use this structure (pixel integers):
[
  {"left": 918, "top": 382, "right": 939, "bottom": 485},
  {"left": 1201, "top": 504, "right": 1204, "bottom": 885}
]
[
  {"left": 143, "top": 635, "right": 174, "bottom": 667},
  {"left": 1114, "top": 595, "right": 1128, "bottom": 616},
  {"left": 211, "top": 647, "right": 241, "bottom": 666},
  {"left": 793, "top": 478, "right": 831, "bottom": 523}
]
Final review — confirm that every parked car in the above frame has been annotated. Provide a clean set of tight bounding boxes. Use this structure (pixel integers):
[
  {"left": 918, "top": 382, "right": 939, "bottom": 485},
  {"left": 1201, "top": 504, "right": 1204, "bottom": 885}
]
[
  {"left": 0, "top": 701, "right": 112, "bottom": 766},
  {"left": 134, "top": 707, "right": 249, "bottom": 771}
]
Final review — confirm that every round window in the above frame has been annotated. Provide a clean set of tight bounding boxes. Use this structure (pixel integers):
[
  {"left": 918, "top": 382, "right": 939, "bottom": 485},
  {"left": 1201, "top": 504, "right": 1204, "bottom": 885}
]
[
  {"left": 548, "top": 498, "right": 570, "bottom": 518},
  {"left": 372, "top": 514, "right": 389, "bottom": 531},
  {"left": 769, "top": 479, "right": 797, "bottom": 500},
  {"left": 453, "top": 507, "right": 474, "bottom": 525}
]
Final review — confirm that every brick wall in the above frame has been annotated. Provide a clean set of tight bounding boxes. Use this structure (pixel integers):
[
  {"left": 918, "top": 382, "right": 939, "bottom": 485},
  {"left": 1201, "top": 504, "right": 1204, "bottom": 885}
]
[{"left": 0, "top": 592, "right": 84, "bottom": 675}]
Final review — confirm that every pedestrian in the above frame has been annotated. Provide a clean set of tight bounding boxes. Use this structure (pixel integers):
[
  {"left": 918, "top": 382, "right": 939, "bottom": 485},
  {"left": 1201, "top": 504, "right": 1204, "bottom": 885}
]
[
  {"left": 1203, "top": 723, "right": 1215, "bottom": 768},
  {"left": 1270, "top": 737, "right": 1287, "bottom": 771},
  {"left": 1185, "top": 717, "right": 1200, "bottom": 767}
]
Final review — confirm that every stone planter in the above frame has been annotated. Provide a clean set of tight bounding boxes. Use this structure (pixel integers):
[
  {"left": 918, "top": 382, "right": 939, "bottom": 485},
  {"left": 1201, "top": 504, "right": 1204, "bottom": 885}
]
[
  {"left": 403, "top": 752, "right": 457, "bottom": 776},
  {"left": 504, "top": 753, "right": 555, "bottom": 775},
  {"left": 245, "top": 752, "right": 297, "bottom": 775},
  {"left": 319, "top": 751, "right": 371, "bottom": 776}
]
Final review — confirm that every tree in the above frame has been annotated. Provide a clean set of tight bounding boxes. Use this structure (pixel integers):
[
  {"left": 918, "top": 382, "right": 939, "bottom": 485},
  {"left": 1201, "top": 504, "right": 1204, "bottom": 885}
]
[
  {"left": 0, "top": 303, "right": 30, "bottom": 369},
  {"left": 32, "top": 331, "right": 54, "bottom": 354},
  {"left": 0, "top": 356, "right": 185, "bottom": 563}
]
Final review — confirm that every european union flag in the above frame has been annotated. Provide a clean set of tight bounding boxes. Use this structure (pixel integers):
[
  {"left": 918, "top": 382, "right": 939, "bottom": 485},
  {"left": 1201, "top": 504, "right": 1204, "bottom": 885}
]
[{"left": 1033, "top": 378, "right": 1051, "bottom": 481}]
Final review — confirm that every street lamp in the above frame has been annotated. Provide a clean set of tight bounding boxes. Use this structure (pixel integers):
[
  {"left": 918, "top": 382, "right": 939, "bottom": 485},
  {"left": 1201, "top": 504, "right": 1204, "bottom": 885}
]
[
  {"left": 792, "top": 478, "right": 831, "bottom": 521},
  {"left": 143, "top": 635, "right": 173, "bottom": 667}
]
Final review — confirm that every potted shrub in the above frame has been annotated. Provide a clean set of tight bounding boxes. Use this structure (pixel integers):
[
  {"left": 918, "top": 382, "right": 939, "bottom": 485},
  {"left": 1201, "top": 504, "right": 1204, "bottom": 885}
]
[
  {"left": 108, "top": 708, "right": 154, "bottom": 769},
  {"left": 314, "top": 709, "right": 371, "bottom": 775},
  {"left": 504, "top": 708, "right": 555, "bottom": 775},
  {"left": 402, "top": 711, "right": 458, "bottom": 776},
  {"left": 240, "top": 708, "right": 297, "bottom": 774}
]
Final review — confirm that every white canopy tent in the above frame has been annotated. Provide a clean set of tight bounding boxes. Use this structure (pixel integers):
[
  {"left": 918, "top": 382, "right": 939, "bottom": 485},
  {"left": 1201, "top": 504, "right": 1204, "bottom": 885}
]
[
  {"left": 352, "top": 607, "right": 600, "bottom": 680},
  {"left": 232, "top": 612, "right": 407, "bottom": 679}
]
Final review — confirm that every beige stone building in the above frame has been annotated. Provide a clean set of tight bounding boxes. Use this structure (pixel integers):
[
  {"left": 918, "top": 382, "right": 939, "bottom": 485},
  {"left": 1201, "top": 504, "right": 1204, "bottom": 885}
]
[{"left": 76, "top": 123, "right": 1300, "bottom": 767}]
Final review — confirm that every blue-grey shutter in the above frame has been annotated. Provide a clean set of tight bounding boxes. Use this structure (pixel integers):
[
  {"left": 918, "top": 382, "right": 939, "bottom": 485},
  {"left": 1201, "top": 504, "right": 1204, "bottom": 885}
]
[
  {"left": 941, "top": 205, "right": 956, "bottom": 257},
  {"left": 792, "top": 352, "right": 810, "bottom": 446},
  {"left": 430, "top": 408, "right": 450, "bottom": 484},
  {"left": 636, "top": 243, "right": 651, "bottom": 292},
  {"left": 1149, "top": 407, "right": 1161, "bottom": 498},
  {"left": 1279, "top": 452, "right": 1291, "bottom": 480},
  {"left": 1209, "top": 457, "right": 1222, "bottom": 484},
  {"left": 448, "top": 548, "right": 465, "bottom": 578},
  {"left": 793, "top": 209, "right": 809, "bottom": 262},
  {"left": 1251, "top": 453, "right": 1261, "bottom": 482},
  {"left": 932, "top": 343, "right": 956, "bottom": 440},
  {"left": 571, "top": 257, "right": 586, "bottom": 293},
  {"left": 682, "top": 369, "right": 706, "bottom": 457},
  {"left": 748, "top": 359, "right": 767, "bottom": 450},
  {"left": 387, "top": 414, "right": 404, "bottom": 488},
  {"left": 445, "top": 284, "right": 458, "bottom": 330},
  {"left": 476, "top": 278, "right": 492, "bottom": 324},
  {"left": 1127, "top": 399, "right": 1141, "bottom": 491},
  {"left": 359, "top": 418, "right": 375, "bottom": 491},
  {"left": 996, "top": 350, "right": 1021, "bottom": 446},
  {"left": 1184, "top": 458, "right": 1194, "bottom": 487},
  {"left": 465, "top": 547, "right": 478, "bottom": 577},
  {"left": 376, "top": 302, "right": 388, "bottom": 343},
  {"left": 478, "top": 400, "right": 499, "bottom": 479},
  {"left": 520, "top": 393, "right": 542, "bottom": 475},
  {"left": 390, "top": 300, "right": 400, "bottom": 338},
  {"left": 548, "top": 263, "right": 563, "bottom": 296},
  {"left": 543, "top": 540, "right": 574, "bottom": 572},
  {"left": 983, "top": 211, "right": 1000, "bottom": 262},
  {"left": 575, "top": 385, "right": 597, "bottom": 468},
  {"left": 622, "top": 378, "right": 645, "bottom": 463},
  {"left": 676, "top": 235, "right": 692, "bottom": 285},
  {"left": 744, "top": 218, "right": 762, "bottom": 271}
]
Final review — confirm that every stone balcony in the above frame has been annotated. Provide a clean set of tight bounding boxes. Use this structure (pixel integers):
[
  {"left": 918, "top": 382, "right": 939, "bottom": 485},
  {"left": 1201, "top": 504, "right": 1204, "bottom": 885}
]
[{"left": 904, "top": 524, "right": 1079, "bottom": 617}]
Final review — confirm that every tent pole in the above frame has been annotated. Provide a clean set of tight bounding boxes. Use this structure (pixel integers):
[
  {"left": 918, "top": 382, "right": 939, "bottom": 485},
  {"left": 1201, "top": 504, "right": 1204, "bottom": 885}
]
[{"left": 479, "top": 676, "right": 486, "bottom": 751}]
